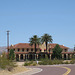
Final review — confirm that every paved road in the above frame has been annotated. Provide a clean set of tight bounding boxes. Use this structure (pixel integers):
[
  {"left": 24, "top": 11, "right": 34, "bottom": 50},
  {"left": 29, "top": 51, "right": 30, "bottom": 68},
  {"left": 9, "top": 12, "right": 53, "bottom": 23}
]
[
  {"left": 16, "top": 65, "right": 75, "bottom": 75},
  {"left": 66, "top": 65, "right": 75, "bottom": 75},
  {"left": 30, "top": 65, "right": 75, "bottom": 75},
  {"left": 33, "top": 66, "right": 66, "bottom": 75}
]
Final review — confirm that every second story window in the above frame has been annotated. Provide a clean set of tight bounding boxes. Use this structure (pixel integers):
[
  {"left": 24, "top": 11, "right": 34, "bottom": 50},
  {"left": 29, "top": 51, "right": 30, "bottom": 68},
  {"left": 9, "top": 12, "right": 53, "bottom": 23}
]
[
  {"left": 8, "top": 49, "right": 9, "bottom": 52},
  {"left": 22, "top": 48, "right": 24, "bottom": 52},
  {"left": 40, "top": 49, "right": 41, "bottom": 52},
  {"left": 64, "top": 49, "right": 67, "bottom": 52},
  {"left": 49, "top": 49, "right": 50, "bottom": 52},
  {"left": 36, "top": 49, "right": 37, "bottom": 52},
  {"left": 18, "top": 48, "right": 20, "bottom": 52},
  {"left": 40, "top": 49, "right": 42, "bottom": 52},
  {"left": 31, "top": 49, "right": 33, "bottom": 52},
  {"left": 27, "top": 48, "right": 29, "bottom": 52},
  {"left": 44, "top": 49, "right": 46, "bottom": 52},
  {"left": 14, "top": 49, "right": 15, "bottom": 52}
]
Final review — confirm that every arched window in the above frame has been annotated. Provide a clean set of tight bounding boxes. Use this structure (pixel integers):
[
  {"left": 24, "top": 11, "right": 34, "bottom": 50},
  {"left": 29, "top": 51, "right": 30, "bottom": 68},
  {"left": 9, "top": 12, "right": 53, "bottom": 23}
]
[
  {"left": 18, "top": 48, "right": 20, "bottom": 52},
  {"left": 22, "top": 48, "right": 24, "bottom": 52},
  {"left": 31, "top": 49, "right": 33, "bottom": 52},
  {"left": 27, "top": 48, "right": 29, "bottom": 52}
]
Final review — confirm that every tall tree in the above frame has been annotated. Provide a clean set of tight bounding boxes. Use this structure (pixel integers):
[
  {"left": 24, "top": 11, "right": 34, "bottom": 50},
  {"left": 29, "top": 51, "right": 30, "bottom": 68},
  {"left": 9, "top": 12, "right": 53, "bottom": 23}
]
[
  {"left": 9, "top": 49, "right": 15, "bottom": 60},
  {"left": 41, "top": 34, "right": 53, "bottom": 52},
  {"left": 29, "top": 35, "right": 40, "bottom": 53},
  {"left": 52, "top": 44, "right": 63, "bottom": 59}
]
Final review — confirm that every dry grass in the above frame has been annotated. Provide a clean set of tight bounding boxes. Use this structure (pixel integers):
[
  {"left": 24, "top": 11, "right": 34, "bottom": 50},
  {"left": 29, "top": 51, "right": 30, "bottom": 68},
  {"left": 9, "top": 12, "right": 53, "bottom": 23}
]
[{"left": 0, "top": 66, "right": 29, "bottom": 75}]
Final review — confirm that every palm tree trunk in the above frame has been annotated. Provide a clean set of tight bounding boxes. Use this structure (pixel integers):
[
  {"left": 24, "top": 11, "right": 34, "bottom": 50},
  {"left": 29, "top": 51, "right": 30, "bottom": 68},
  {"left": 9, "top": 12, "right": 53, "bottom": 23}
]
[
  {"left": 46, "top": 42, "right": 47, "bottom": 53},
  {"left": 35, "top": 43, "right": 36, "bottom": 60},
  {"left": 35, "top": 43, "right": 36, "bottom": 53}
]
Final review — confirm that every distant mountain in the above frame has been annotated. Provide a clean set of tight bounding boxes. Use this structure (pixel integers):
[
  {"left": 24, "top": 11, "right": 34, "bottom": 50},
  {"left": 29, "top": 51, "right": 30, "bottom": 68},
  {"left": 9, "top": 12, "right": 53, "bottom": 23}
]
[{"left": 0, "top": 46, "right": 7, "bottom": 54}]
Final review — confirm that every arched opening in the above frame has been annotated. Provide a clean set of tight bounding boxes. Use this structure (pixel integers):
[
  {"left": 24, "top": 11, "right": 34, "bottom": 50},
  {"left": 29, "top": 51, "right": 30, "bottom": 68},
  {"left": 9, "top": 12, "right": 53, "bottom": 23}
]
[
  {"left": 68, "top": 54, "right": 70, "bottom": 60},
  {"left": 38, "top": 54, "right": 42, "bottom": 59},
  {"left": 29, "top": 54, "right": 33, "bottom": 60},
  {"left": 42, "top": 54, "right": 45, "bottom": 59},
  {"left": 64, "top": 54, "right": 66, "bottom": 60},
  {"left": 20, "top": 54, "right": 23, "bottom": 60},
  {"left": 16, "top": 54, "right": 19, "bottom": 61}
]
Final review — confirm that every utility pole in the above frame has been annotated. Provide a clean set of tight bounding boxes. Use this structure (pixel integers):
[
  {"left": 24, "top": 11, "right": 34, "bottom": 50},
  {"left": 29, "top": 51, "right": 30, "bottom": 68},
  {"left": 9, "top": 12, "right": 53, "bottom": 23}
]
[{"left": 7, "top": 30, "right": 10, "bottom": 51}]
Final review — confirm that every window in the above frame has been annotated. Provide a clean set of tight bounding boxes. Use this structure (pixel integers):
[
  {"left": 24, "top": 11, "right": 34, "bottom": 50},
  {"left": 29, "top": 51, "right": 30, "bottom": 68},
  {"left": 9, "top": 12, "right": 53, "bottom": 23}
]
[
  {"left": 36, "top": 49, "right": 37, "bottom": 52},
  {"left": 44, "top": 49, "right": 46, "bottom": 52},
  {"left": 14, "top": 49, "right": 15, "bottom": 52},
  {"left": 49, "top": 49, "right": 50, "bottom": 52},
  {"left": 18, "top": 48, "right": 20, "bottom": 52},
  {"left": 27, "top": 48, "right": 29, "bottom": 52},
  {"left": 31, "top": 49, "right": 33, "bottom": 52},
  {"left": 64, "top": 49, "right": 67, "bottom": 52},
  {"left": 22, "top": 48, "right": 24, "bottom": 52},
  {"left": 8, "top": 49, "right": 9, "bottom": 52},
  {"left": 40, "top": 49, "right": 41, "bottom": 52}
]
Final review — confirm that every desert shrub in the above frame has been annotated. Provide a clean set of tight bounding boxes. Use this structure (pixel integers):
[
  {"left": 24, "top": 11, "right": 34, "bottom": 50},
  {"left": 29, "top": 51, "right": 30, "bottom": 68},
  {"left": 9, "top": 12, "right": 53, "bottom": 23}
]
[
  {"left": 24, "top": 61, "right": 37, "bottom": 66},
  {"left": 39, "top": 61, "right": 48, "bottom": 65},
  {"left": 0, "top": 53, "right": 17, "bottom": 71},
  {"left": 24, "top": 62, "right": 31, "bottom": 66},
  {"left": 64, "top": 61, "right": 69, "bottom": 64},
  {"left": 70, "top": 59, "right": 75, "bottom": 64},
  {"left": 52, "top": 59, "right": 63, "bottom": 64},
  {"left": 32, "top": 63, "right": 37, "bottom": 66},
  {"left": 38, "top": 59, "right": 63, "bottom": 65},
  {"left": 24, "top": 61, "right": 33, "bottom": 66}
]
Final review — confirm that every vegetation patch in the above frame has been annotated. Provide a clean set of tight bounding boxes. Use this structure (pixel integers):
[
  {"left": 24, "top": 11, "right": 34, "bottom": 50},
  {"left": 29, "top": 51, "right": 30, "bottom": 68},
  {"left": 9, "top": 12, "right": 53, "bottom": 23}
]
[
  {"left": 0, "top": 52, "right": 17, "bottom": 71},
  {"left": 24, "top": 61, "right": 37, "bottom": 66}
]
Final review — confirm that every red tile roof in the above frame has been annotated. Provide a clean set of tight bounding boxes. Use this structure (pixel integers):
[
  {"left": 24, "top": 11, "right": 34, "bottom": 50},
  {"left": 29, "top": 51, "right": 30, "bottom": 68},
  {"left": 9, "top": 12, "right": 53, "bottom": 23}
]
[
  {"left": 8, "top": 43, "right": 69, "bottom": 49},
  {"left": 48, "top": 43, "right": 69, "bottom": 49},
  {"left": 9, "top": 43, "right": 39, "bottom": 49}
]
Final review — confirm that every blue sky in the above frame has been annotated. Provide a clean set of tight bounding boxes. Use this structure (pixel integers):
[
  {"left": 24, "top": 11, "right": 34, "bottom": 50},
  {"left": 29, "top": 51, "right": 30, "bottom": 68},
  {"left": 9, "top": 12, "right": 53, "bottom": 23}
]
[{"left": 0, "top": 0, "right": 75, "bottom": 48}]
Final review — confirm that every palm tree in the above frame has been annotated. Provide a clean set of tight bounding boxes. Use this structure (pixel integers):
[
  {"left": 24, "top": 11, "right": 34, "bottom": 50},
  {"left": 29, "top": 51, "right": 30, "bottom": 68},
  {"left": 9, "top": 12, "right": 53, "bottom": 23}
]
[
  {"left": 41, "top": 34, "right": 53, "bottom": 52},
  {"left": 29, "top": 35, "right": 40, "bottom": 53}
]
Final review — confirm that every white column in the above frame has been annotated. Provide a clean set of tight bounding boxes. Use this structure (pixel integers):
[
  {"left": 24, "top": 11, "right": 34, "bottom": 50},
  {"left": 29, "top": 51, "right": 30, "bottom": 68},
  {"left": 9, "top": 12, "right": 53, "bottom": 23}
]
[{"left": 50, "top": 54, "right": 52, "bottom": 60}]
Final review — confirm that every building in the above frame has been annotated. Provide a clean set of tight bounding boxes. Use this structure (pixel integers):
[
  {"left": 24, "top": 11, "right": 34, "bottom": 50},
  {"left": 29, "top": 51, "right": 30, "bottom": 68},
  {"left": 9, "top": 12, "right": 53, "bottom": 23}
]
[{"left": 7, "top": 43, "right": 75, "bottom": 61}]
